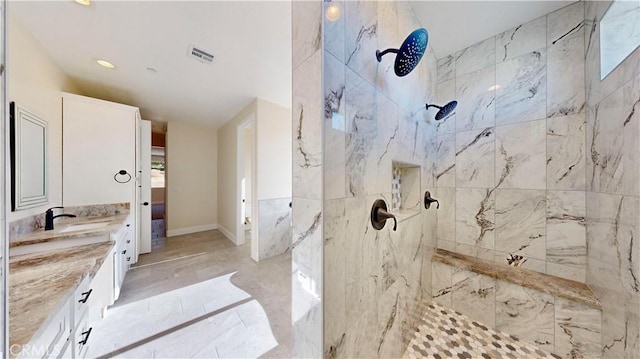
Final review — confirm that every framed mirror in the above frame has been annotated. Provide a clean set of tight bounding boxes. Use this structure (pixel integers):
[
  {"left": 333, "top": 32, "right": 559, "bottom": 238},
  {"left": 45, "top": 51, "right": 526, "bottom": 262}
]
[{"left": 10, "top": 102, "right": 48, "bottom": 211}]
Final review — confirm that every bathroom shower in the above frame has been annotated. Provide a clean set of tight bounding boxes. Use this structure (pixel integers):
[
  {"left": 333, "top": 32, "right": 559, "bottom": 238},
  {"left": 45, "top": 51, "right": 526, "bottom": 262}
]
[
  {"left": 376, "top": 28, "right": 429, "bottom": 77},
  {"left": 425, "top": 101, "right": 457, "bottom": 121}
]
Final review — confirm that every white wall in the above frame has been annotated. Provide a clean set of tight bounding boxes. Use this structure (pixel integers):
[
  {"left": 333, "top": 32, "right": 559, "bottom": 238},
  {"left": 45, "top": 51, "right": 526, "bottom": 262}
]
[
  {"left": 217, "top": 100, "right": 257, "bottom": 242},
  {"left": 217, "top": 98, "right": 292, "bottom": 244},
  {"left": 255, "top": 99, "right": 292, "bottom": 201},
  {"left": 7, "top": 13, "right": 79, "bottom": 222},
  {"left": 243, "top": 127, "right": 252, "bottom": 208},
  {"left": 165, "top": 121, "right": 218, "bottom": 236}
]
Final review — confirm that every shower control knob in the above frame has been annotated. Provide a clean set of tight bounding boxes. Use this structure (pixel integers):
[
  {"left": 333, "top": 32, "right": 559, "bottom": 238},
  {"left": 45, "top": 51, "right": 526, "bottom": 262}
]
[{"left": 424, "top": 191, "right": 440, "bottom": 210}]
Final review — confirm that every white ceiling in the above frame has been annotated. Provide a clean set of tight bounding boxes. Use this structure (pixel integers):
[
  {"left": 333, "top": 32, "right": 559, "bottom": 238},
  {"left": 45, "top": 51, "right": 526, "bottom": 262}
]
[
  {"left": 9, "top": 1, "right": 292, "bottom": 129},
  {"left": 10, "top": 1, "right": 576, "bottom": 129},
  {"left": 412, "top": 1, "right": 577, "bottom": 58}
]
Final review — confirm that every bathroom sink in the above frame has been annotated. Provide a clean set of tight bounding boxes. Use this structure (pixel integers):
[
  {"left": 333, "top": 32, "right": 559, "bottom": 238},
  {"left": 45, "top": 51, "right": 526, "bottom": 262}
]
[{"left": 59, "top": 222, "right": 110, "bottom": 233}]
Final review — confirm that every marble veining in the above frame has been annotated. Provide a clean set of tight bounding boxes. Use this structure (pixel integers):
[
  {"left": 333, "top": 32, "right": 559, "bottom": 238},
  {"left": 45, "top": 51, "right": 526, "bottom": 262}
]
[
  {"left": 258, "top": 198, "right": 292, "bottom": 260},
  {"left": 455, "top": 188, "right": 495, "bottom": 251},
  {"left": 436, "top": 55, "right": 454, "bottom": 84},
  {"left": 455, "top": 127, "right": 495, "bottom": 188},
  {"left": 495, "top": 189, "right": 547, "bottom": 261},
  {"left": 495, "top": 119, "right": 546, "bottom": 190},
  {"left": 455, "top": 37, "right": 495, "bottom": 77},
  {"left": 496, "top": 280, "right": 555, "bottom": 352},
  {"left": 546, "top": 190, "right": 586, "bottom": 282},
  {"left": 9, "top": 202, "right": 129, "bottom": 240},
  {"left": 344, "top": 1, "right": 378, "bottom": 85},
  {"left": 433, "top": 249, "right": 600, "bottom": 309},
  {"left": 547, "top": 1, "right": 586, "bottom": 118},
  {"left": 293, "top": 51, "right": 323, "bottom": 201},
  {"left": 547, "top": 114, "right": 586, "bottom": 190},
  {"left": 436, "top": 133, "right": 455, "bottom": 187},
  {"left": 496, "top": 16, "right": 546, "bottom": 63},
  {"left": 495, "top": 49, "right": 547, "bottom": 126},
  {"left": 10, "top": 213, "right": 130, "bottom": 248},
  {"left": 455, "top": 66, "right": 496, "bottom": 132},
  {"left": 9, "top": 242, "right": 114, "bottom": 351}
]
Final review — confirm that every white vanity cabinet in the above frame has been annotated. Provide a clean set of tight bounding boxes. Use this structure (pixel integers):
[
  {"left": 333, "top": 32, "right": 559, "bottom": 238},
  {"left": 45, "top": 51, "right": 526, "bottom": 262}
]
[{"left": 17, "top": 297, "right": 71, "bottom": 359}]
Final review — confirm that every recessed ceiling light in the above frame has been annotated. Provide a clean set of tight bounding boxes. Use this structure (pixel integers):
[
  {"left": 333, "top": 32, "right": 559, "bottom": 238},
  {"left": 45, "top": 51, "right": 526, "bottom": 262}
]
[
  {"left": 74, "top": 0, "right": 91, "bottom": 6},
  {"left": 325, "top": 3, "right": 341, "bottom": 22},
  {"left": 97, "top": 60, "right": 115, "bottom": 69}
]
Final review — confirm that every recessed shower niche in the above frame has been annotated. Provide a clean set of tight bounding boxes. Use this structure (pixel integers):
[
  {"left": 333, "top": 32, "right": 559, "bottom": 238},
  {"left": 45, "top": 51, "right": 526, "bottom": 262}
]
[{"left": 391, "top": 161, "right": 421, "bottom": 220}]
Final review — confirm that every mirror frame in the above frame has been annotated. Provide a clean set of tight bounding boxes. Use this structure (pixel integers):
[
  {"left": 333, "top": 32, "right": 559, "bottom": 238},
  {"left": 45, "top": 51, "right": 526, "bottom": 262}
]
[{"left": 10, "top": 102, "right": 48, "bottom": 211}]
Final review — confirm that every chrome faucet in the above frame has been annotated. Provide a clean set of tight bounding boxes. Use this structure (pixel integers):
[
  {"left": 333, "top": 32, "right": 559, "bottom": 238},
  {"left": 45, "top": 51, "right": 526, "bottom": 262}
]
[{"left": 45, "top": 207, "right": 77, "bottom": 231}]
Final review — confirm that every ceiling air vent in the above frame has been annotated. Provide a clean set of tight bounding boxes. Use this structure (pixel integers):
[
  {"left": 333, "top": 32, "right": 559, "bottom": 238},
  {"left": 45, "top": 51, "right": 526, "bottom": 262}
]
[{"left": 187, "top": 44, "right": 214, "bottom": 64}]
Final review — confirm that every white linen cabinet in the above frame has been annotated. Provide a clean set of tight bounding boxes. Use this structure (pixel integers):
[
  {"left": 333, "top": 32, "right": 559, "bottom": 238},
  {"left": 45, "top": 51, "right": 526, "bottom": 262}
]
[{"left": 62, "top": 93, "right": 140, "bottom": 263}]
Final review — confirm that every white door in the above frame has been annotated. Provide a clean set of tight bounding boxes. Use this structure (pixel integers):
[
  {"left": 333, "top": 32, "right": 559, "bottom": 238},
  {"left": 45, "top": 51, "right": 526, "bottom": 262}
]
[{"left": 138, "top": 120, "right": 152, "bottom": 254}]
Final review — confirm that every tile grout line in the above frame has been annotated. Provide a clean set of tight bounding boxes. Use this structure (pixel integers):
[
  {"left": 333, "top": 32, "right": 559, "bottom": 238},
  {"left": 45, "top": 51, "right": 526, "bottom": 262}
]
[
  {"left": 96, "top": 296, "right": 256, "bottom": 359},
  {"left": 130, "top": 252, "right": 208, "bottom": 269}
]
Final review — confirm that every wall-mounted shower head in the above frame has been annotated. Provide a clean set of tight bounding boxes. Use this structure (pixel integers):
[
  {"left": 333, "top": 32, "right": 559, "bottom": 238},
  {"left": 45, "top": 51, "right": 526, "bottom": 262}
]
[
  {"left": 376, "top": 28, "right": 428, "bottom": 77},
  {"left": 426, "top": 101, "right": 458, "bottom": 121}
]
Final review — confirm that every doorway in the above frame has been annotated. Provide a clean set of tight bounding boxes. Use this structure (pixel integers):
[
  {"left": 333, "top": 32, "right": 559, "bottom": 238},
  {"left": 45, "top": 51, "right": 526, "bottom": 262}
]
[
  {"left": 237, "top": 114, "right": 257, "bottom": 260},
  {"left": 150, "top": 125, "right": 167, "bottom": 243}
]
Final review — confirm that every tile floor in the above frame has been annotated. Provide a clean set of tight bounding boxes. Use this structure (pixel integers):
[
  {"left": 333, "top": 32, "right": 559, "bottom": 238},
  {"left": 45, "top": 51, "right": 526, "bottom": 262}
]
[
  {"left": 88, "top": 229, "right": 291, "bottom": 358},
  {"left": 404, "top": 303, "right": 562, "bottom": 359}
]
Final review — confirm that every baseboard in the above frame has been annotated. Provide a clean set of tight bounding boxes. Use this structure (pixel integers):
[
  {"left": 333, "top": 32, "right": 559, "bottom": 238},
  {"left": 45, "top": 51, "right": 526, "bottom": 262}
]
[
  {"left": 217, "top": 224, "right": 237, "bottom": 244},
  {"left": 166, "top": 223, "right": 218, "bottom": 237}
]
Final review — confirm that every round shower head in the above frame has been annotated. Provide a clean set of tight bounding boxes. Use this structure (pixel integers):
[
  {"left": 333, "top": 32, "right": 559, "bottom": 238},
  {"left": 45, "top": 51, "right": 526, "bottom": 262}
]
[
  {"left": 425, "top": 100, "right": 458, "bottom": 121},
  {"left": 376, "top": 28, "right": 429, "bottom": 77}
]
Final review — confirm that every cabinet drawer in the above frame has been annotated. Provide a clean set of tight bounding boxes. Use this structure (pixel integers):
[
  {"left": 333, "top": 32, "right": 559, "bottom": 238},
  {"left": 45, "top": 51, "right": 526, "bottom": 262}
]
[
  {"left": 73, "top": 275, "right": 92, "bottom": 327},
  {"left": 75, "top": 311, "right": 92, "bottom": 359}
]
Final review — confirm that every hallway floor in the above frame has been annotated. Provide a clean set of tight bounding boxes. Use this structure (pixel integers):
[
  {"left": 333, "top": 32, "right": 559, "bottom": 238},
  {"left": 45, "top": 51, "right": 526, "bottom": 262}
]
[{"left": 87, "top": 230, "right": 291, "bottom": 358}]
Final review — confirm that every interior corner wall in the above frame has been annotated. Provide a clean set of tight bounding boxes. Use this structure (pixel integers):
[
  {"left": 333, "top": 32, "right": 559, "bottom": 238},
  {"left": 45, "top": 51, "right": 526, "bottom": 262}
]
[
  {"left": 255, "top": 99, "right": 292, "bottom": 201},
  {"left": 255, "top": 99, "right": 292, "bottom": 260},
  {"left": 216, "top": 99, "right": 257, "bottom": 243},
  {"left": 584, "top": 1, "right": 640, "bottom": 357},
  {"left": 165, "top": 121, "right": 218, "bottom": 237},
  {"left": 7, "top": 13, "right": 79, "bottom": 223}
]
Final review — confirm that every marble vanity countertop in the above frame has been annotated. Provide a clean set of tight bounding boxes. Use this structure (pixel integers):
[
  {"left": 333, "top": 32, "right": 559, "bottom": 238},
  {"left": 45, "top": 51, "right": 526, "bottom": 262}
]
[
  {"left": 8, "top": 241, "right": 115, "bottom": 352},
  {"left": 9, "top": 213, "right": 130, "bottom": 248}
]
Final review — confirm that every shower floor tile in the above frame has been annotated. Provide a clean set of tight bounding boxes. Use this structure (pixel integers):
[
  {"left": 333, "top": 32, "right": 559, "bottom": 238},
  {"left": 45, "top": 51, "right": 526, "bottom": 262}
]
[{"left": 404, "top": 303, "right": 561, "bottom": 359}]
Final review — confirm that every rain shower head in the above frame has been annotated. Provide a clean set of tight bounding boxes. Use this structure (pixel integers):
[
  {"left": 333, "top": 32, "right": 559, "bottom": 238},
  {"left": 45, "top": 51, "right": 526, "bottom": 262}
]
[
  {"left": 426, "top": 101, "right": 458, "bottom": 121},
  {"left": 376, "top": 28, "right": 428, "bottom": 77}
]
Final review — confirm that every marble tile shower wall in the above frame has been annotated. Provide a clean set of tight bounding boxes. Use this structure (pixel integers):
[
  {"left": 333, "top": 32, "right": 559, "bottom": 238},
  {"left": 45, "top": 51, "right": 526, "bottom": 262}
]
[
  {"left": 584, "top": 1, "right": 640, "bottom": 357},
  {"left": 322, "top": 2, "right": 438, "bottom": 358},
  {"left": 292, "top": 1, "right": 323, "bottom": 357},
  {"left": 435, "top": 2, "right": 589, "bottom": 282},
  {"left": 257, "top": 198, "right": 292, "bottom": 260}
]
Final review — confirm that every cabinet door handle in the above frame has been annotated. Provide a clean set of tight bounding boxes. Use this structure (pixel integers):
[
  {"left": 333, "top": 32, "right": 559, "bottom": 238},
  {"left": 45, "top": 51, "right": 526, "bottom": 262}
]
[
  {"left": 78, "top": 289, "right": 93, "bottom": 303},
  {"left": 122, "top": 250, "right": 127, "bottom": 255},
  {"left": 127, "top": 240, "right": 131, "bottom": 243},
  {"left": 79, "top": 327, "right": 93, "bottom": 346},
  {"left": 127, "top": 256, "right": 131, "bottom": 262},
  {"left": 126, "top": 224, "right": 131, "bottom": 227}
]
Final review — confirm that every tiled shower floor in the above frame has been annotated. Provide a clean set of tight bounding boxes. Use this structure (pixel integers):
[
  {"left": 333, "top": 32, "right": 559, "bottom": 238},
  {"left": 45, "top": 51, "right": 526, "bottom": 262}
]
[{"left": 404, "top": 303, "right": 561, "bottom": 359}]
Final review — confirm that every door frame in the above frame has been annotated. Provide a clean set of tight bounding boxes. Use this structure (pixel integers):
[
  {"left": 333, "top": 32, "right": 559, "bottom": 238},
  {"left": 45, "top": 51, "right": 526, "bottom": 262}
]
[{"left": 236, "top": 113, "right": 258, "bottom": 260}]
